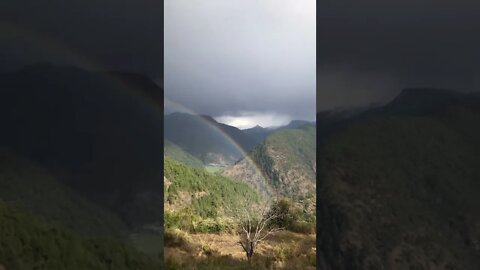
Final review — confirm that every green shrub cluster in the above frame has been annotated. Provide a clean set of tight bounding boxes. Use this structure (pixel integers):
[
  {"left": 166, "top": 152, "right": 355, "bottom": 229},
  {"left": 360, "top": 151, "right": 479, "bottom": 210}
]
[
  {"left": 165, "top": 210, "right": 235, "bottom": 233},
  {"left": 269, "top": 198, "right": 316, "bottom": 234}
]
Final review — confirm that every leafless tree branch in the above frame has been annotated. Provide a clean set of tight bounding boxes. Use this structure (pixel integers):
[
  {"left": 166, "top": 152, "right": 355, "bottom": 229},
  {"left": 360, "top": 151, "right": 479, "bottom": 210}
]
[{"left": 227, "top": 199, "right": 284, "bottom": 260}]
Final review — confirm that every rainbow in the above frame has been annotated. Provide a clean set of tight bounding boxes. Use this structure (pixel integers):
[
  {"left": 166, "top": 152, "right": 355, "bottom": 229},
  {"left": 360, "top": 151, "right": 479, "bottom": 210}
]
[
  {"left": 164, "top": 98, "right": 272, "bottom": 196},
  {"left": 1, "top": 21, "right": 271, "bottom": 196}
]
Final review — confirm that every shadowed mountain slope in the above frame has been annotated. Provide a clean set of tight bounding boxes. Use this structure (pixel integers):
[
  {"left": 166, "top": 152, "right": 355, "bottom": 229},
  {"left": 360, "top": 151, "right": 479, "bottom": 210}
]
[
  {"left": 164, "top": 113, "right": 256, "bottom": 165},
  {"left": 316, "top": 88, "right": 480, "bottom": 269},
  {"left": 242, "top": 125, "right": 273, "bottom": 145},
  {"left": 0, "top": 63, "right": 164, "bottom": 228}
]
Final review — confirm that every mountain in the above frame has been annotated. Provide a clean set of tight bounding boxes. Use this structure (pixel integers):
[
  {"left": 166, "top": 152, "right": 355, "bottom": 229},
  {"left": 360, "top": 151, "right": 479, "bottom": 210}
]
[
  {"left": 342, "top": 88, "right": 480, "bottom": 121},
  {"left": 0, "top": 63, "right": 164, "bottom": 230},
  {"left": 379, "top": 87, "right": 474, "bottom": 116},
  {"left": 164, "top": 140, "right": 204, "bottom": 168},
  {"left": 316, "top": 88, "right": 480, "bottom": 269},
  {"left": 243, "top": 120, "right": 317, "bottom": 145},
  {"left": 277, "top": 120, "right": 316, "bottom": 130},
  {"left": 242, "top": 125, "right": 272, "bottom": 144},
  {"left": 164, "top": 113, "right": 257, "bottom": 165},
  {"left": 314, "top": 88, "right": 480, "bottom": 144},
  {"left": 223, "top": 124, "right": 316, "bottom": 206}
]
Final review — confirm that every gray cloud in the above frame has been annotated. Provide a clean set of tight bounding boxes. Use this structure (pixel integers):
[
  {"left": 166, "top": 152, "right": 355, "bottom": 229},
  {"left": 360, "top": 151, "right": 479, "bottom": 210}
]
[
  {"left": 165, "top": 0, "right": 316, "bottom": 122},
  {"left": 0, "top": 0, "right": 163, "bottom": 78},
  {"left": 318, "top": 0, "right": 480, "bottom": 111}
]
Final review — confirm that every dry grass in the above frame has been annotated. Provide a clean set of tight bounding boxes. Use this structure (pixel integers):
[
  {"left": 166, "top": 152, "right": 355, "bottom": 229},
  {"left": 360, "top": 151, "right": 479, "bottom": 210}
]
[{"left": 164, "top": 230, "right": 316, "bottom": 270}]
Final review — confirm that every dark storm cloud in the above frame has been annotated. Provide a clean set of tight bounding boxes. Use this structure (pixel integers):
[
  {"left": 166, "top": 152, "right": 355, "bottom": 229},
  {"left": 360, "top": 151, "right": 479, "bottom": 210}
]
[
  {"left": 317, "top": 0, "right": 480, "bottom": 111},
  {"left": 0, "top": 0, "right": 163, "bottom": 79},
  {"left": 165, "top": 0, "right": 316, "bottom": 125}
]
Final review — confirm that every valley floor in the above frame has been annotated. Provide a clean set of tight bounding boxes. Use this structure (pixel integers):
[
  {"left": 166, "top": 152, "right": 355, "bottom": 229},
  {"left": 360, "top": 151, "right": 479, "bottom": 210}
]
[{"left": 164, "top": 230, "right": 316, "bottom": 270}]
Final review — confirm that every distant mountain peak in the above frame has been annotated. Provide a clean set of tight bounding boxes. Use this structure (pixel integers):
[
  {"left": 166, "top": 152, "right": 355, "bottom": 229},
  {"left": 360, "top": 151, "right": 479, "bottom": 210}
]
[
  {"left": 358, "top": 87, "right": 480, "bottom": 118},
  {"left": 244, "top": 124, "right": 264, "bottom": 130}
]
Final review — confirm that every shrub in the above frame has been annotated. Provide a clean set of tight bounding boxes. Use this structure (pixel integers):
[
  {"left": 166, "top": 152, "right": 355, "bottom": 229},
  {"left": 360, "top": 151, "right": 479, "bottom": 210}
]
[
  {"left": 269, "top": 198, "right": 316, "bottom": 234},
  {"left": 164, "top": 229, "right": 194, "bottom": 253}
]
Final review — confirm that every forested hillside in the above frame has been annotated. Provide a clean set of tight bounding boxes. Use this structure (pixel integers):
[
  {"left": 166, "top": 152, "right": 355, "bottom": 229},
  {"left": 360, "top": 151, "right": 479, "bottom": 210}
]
[
  {"left": 0, "top": 201, "right": 161, "bottom": 270},
  {"left": 316, "top": 90, "right": 480, "bottom": 269},
  {"left": 164, "top": 157, "right": 260, "bottom": 233}
]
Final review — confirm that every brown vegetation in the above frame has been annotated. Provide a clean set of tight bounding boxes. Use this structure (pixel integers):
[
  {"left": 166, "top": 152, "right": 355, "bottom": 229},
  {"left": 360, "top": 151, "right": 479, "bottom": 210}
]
[{"left": 164, "top": 229, "right": 316, "bottom": 270}]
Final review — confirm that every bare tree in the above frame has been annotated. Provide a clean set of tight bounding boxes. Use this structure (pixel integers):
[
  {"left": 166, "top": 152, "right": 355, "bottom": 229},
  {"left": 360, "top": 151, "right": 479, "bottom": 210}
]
[{"left": 227, "top": 200, "right": 284, "bottom": 261}]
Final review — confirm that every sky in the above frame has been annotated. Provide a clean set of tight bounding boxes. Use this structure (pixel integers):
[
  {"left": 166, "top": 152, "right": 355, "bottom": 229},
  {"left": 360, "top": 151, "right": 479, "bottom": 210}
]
[
  {"left": 2, "top": 1, "right": 480, "bottom": 127},
  {"left": 317, "top": 0, "right": 480, "bottom": 111},
  {"left": 0, "top": 0, "right": 163, "bottom": 79},
  {"left": 165, "top": 0, "right": 316, "bottom": 128}
]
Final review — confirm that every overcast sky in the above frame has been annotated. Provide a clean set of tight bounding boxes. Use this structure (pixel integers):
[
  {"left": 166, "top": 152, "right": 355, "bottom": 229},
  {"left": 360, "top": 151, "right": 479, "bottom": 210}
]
[
  {"left": 3, "top": 1, "right": 480, "bottom": 127},
  {"left": 0, "top": 0, "right": 163, "bottom": 79},
  {"left": 165, "top": 0, "right": 316, "bottom": 128},
  {"left": 317, "top": 0, "right": 480, "bottom": 111}
]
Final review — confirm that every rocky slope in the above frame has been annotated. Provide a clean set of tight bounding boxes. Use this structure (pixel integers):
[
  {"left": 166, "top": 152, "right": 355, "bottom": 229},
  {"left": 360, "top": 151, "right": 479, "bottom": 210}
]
[{"left": 223, "top": 124, "right": 316, "bottom": 205}]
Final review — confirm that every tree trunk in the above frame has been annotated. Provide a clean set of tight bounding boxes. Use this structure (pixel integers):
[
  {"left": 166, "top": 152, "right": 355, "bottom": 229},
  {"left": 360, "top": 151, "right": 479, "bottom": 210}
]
[
  {"left": 246, "top": 251, "right": 252, "bottom": 261},
  {"left": 246, "top": 241, "right": 254, "bottom": 261}
]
